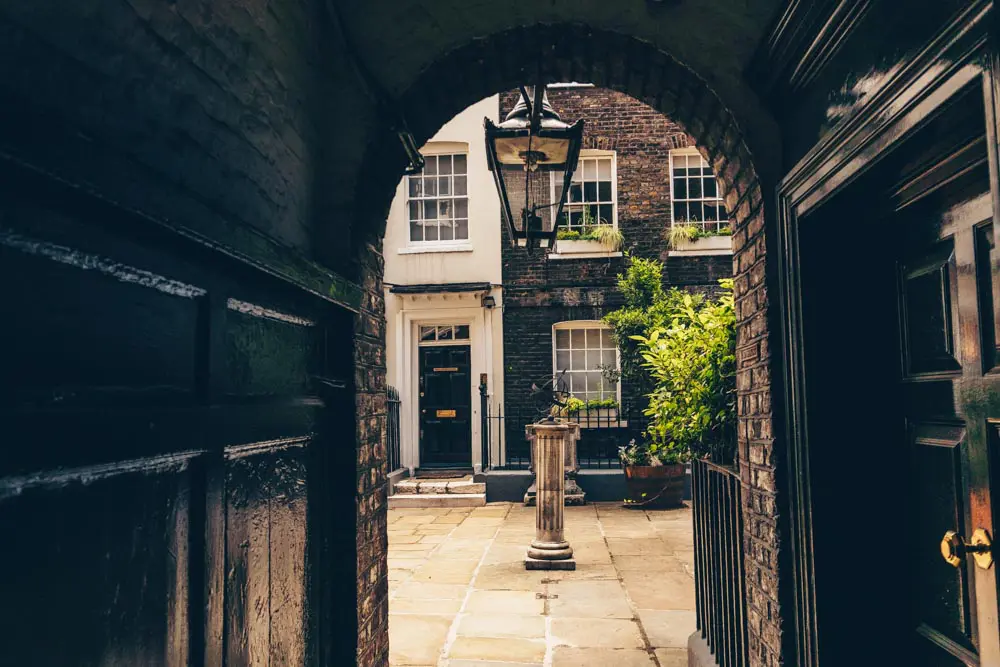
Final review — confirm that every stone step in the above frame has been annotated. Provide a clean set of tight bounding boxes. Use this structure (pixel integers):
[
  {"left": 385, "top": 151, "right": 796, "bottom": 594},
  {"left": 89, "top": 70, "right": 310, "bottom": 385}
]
[
  {"left": 394, "top": 478, "right": 485, "bottom": 495},
  {"left": 388, "top": 493, "right": 486, "bottom": 509}
]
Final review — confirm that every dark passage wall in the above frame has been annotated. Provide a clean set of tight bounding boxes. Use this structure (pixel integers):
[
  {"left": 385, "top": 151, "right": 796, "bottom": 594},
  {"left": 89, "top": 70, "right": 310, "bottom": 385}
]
[{"left": 0, "top": 0, "right": 378, "bottom": 665}]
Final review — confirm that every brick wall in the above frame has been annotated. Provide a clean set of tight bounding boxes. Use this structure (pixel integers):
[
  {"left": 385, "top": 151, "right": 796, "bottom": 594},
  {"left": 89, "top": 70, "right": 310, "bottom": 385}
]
[{"left": 355, "top": 241, "right": 390, "bottom": 667}]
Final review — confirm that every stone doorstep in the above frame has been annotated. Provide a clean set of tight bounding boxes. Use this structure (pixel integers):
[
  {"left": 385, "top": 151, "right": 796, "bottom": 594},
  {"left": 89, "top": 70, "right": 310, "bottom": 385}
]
[
  {"left": 395, "top": 477, "right": 486, "bottom": 495},
  {"left": 388, "top": 493, "right": 487, "bottom": 509}
]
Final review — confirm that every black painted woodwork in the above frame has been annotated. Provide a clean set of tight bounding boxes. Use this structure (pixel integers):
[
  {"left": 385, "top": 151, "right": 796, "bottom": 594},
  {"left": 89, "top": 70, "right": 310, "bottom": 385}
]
[
  {"left": 785, "top": 63, "right": 1000, "bottom": 666},
  {"left": 0, "top": 158, "right": 359, "bottom": 666},
  {"left": 418, "top": 346, "right": 472, "bottom": 467}
]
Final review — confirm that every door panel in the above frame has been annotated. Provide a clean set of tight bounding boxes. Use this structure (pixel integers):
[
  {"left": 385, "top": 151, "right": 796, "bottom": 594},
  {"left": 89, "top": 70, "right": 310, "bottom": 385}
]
[
  {"left": 0, "top": 169, "right": 358, "bottom": 666},
  {"left": 419, "top": 346, "right": 472, "bottom": 467},
  {"left": 897, "top": 177, "right": 1000, "bottom": 665}
]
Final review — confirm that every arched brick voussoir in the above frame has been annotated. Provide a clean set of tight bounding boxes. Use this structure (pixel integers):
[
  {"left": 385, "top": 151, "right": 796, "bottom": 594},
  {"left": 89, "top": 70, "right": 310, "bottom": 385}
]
[{"left": 350, "top": 24, "right": 779, "bottom": 248}]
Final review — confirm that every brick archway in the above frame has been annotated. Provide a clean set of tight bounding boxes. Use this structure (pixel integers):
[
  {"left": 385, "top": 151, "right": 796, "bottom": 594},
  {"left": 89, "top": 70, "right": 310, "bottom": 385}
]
[{"left": 352, "top": 24, "right": 780, "bottom": 667}]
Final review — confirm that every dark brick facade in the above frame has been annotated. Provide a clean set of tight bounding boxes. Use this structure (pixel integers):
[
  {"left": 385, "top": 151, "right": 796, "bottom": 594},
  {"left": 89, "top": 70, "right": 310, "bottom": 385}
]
[{"left": 499, "top": 87, "right": 733, "bottom": 434}]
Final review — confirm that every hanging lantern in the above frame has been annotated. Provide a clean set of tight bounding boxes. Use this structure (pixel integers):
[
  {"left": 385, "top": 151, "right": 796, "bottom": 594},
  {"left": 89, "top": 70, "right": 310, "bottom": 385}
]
[{"left": 484, "top": 86, "right": 584, "bottom": 249}]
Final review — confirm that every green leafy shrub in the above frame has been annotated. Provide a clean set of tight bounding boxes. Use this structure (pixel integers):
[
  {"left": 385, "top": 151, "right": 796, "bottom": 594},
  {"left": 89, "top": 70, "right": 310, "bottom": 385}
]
[
  {"left": 603, "top": 255, "right": 689, "bottom": 395},
  {"left": 633, "top": 279, "right": 736, "bottom": 463}
]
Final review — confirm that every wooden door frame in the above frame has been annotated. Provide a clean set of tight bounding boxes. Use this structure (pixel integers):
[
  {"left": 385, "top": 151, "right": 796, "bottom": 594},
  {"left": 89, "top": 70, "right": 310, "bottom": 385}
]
[{"left": 773, "top": 3, "right": 996, "bottom": 665}]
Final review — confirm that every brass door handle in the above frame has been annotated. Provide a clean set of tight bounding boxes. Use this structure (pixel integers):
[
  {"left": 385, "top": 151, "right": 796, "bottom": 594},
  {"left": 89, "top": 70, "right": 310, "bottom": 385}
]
[{"left": 940, "top": 529, "right": 993, "bottom": 570}]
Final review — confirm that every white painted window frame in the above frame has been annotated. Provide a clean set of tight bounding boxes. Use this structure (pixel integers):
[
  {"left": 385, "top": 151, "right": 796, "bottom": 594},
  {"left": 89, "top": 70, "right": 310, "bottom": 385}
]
[
  {"left": 668, "top": 147, "right": 728, "bottom": 233},
  {"left": 552, "top": 149, "right": 619, "bottom": 232},
  {"left": 405, "top": 143, "right": 472, "bottom": 249},
  {"left": 551, "top": 320, "right": 622, "bottom": 405}
]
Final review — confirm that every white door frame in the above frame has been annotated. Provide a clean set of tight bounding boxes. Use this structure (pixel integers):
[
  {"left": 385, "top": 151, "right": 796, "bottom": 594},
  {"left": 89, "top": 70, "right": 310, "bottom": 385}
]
[{"left": 395, "top": 298, "right": 496, "bottom": 473}]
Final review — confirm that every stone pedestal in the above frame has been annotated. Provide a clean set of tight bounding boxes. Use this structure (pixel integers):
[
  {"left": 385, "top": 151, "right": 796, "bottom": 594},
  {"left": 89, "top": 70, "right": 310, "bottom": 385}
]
[
  {"left": 525, "top": 422, "right": 576, "bottom": 570},
  {"left": 523, "top": 422, "right": 586, "bottom": 506}
]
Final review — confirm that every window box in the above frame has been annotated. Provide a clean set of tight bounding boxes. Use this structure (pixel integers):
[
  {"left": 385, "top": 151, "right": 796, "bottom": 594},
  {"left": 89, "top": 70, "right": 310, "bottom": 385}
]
[
  {"left": 552, "top": 237, "right": 622, "bottom": 257},
  {"left": 566, "top": 407, "right": 626, "bottom": 429},
  {"left": 670, "top": 234, "right": 732, "bottom": 255}
]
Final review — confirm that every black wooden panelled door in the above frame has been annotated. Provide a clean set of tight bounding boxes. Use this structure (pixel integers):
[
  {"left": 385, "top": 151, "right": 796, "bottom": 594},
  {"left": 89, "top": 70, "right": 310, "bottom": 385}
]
[
  {"left": 418, "top": 346, "right": 472, "bottom": 467},
  {"left": 896, "top": 170, "right": 1000, "bottom": 664}
]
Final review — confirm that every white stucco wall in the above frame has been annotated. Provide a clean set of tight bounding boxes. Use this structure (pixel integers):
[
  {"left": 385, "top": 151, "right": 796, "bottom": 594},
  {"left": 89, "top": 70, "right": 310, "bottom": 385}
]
[
  {"left": 383, "top": 95, "right": 506, "bottom": 473},
  {"left": 383, "top": 95, "right": 502, "bottom": 286}
]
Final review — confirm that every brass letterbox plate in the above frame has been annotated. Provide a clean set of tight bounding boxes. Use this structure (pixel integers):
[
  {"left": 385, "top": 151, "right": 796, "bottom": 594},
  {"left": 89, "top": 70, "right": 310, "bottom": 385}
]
[
  {"left": 436, "top": 409, "right": 457, "bottom": 418},
  {"left": 433, "top": 367, "right": 458, "bottom": 372}
]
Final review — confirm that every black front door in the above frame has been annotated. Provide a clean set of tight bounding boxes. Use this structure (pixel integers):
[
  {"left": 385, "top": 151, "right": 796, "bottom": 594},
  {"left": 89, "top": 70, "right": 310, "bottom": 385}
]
[{"left": 419, "top": 346, "right": 472, "bottom": 467}]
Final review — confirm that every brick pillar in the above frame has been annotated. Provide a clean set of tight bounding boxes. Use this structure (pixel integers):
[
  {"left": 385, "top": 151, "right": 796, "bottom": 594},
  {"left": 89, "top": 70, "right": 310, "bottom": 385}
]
[{"left": 354, "top": 240, "right": 390, "bottom": 667}]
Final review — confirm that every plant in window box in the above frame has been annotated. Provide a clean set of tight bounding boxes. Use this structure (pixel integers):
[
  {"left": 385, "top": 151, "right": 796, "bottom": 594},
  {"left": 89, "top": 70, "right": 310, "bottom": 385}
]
[
  {"left": 551, "top": 396, "right": 620, "bottom": 427},
  {"left": 555, "top": 208, "right": 623, "bottom": 251},
  {"left": 618, "top": 438, "right": 688, "bottom": 508},
  {"left": 667, "top": 222, "right": 732, "bottom": 252}
]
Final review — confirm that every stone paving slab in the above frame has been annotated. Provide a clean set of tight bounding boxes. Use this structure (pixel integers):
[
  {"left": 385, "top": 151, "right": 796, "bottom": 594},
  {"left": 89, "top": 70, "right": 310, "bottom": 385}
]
[{"left": 387, "top": 501, "right": 694, "bottom": 667}]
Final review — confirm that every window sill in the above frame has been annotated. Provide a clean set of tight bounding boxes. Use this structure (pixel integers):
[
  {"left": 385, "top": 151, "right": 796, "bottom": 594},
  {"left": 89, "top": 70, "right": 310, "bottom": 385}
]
[{"left": 398, "top": 243, "right": 474, "bottom": 255}]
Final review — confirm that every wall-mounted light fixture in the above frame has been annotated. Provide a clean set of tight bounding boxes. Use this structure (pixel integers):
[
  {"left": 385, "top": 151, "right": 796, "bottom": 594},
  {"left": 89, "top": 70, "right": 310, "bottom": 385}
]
[{"left": 482, "top": 294, "right": 497, "bottom": 309}]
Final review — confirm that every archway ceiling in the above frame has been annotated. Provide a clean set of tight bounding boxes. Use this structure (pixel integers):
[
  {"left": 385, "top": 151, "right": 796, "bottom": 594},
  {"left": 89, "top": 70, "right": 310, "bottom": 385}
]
[{"left": 335, "top": 0, "right": 783, "bottom": 148}]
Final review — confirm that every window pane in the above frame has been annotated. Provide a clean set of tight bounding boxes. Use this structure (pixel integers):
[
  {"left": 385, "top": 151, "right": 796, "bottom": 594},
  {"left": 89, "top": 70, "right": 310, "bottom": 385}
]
[
  {"left": 704, "top": 178, "right": 717, "bottom": 198},
  {"left": 437, "top": 326, "right": 453, "bottom": 340},
  {"left": 556, "top": 350, "right": 570, "bottom": 370},
  {"left": 439, "top": 176, "right": 450, "bottom": 196},
  {"left": 583, "top": 181, "right": 597, "bottom": 202},
  {"left": 583, "top": 160, "right": 596, "bottom": 180},
  {"left": 598, "top": 205, "right": 612, "bottom": 225},
  {"left": 585, "top": 372, "right": 602, "bottom": 394},
  {"left": 570, "top": 329, "right": 586, "bottom": 348},
  {"left": 453, "top": 154, "right": 467, "bottom": 174},
  {"left": 408, "top": 201, "right": 421, "bottom": 221},
  {"left": 454, "top": 175, "right": 467, "bottom": 195},
  {"left": 455, "top": 325, "right": 470, "bottom": 340},
  {"left": 424, "top": 177, "right": 437, "bottom": 196},
  {"left": 673, "top": 201, "right": 687, "bottom": 223},
  {"left": 455, "top": 219, "right": 469, "bottom": 240},
  {"left": 598, "top": 181, "right": 611, "bottom": 201},
  {"left": 424, "top": 223, "right": 439, "bottom": 241},
  {"left": 439, "top": 200, "right": 452, "bottom": 219},
  {"left": 456, "top": 199, "right": 468, "bottom": 218},
  {"left": 601, "top": 329, "right": 613, "bottom": 348},
  {"left": 556, "top": 330, "right": 570, "bottom": 348},
  {"left": 690, "top": 178, "right": 702, "bottom": 199},
  {"left": 571, "top": 350, "right": 585, "bottom": 370},
  {"left": 439, "top": 156, "right": 452, "bottom": 175},
  {"left": 674, "top": 178, "right": 687, "bottom": 200},
  {"left": 602, "top": 349, "right": 616, "bottom": 367},
  {"left": 689, "top": 202, "right": 704, "bottom": 223},
  {"left": 439, "top": 219, "right": 454, "bottom": 241},
  {"left": 424, "top": 156, "right": 437, "bottom": 175},
  {"left": 587, "top": 349, "right": 602, "bottom": 370},
  {"left": 410, "top": 219, "right": 423, "bottom": 241},
  {"left": 704, "top": 203, "right": 720, "bottom": 222},
  {"left": 423, "top": 201, "right": 438, "bottom": 220},
  {"left": 408, "top": 177, "right": 422, "bottom": 198},
  {"left": 597, "top": 158, "right": 611, "bottom": 180},
  {"left": 420, "top": 326, "right": 436, "bottom": 341}
]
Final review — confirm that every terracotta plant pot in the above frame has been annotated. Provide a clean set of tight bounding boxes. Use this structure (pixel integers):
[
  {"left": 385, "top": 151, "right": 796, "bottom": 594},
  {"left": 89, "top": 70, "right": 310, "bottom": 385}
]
[{"left": 622, "top": 464, "right": 685, "bottom": 508}]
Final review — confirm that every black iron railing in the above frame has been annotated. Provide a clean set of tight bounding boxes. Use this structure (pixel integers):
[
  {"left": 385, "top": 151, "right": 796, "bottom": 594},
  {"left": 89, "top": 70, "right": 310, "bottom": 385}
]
[
  {"left": 482, "top": 401, "right": 648, "bottom": 470},
  {"left": 387, "top": 385, "right": 401, "bottom": 473},
  {"left": 692, "top": 458, "right": 748, "bottom": 667}
]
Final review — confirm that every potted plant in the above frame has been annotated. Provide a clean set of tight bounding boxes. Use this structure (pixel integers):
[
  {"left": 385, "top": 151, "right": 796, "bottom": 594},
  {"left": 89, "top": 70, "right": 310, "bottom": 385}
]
[{"left": 618, "top": 439, "right": 688, "bottom": 508}]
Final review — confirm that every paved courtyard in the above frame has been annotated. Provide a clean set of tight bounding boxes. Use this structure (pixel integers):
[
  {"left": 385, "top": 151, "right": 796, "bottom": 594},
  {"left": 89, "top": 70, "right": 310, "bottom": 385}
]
[{"left": 388, "top": 502, "right": 695, "bottom": 667}]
